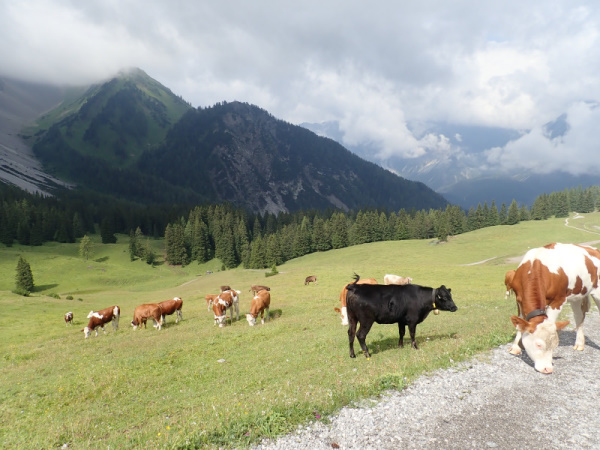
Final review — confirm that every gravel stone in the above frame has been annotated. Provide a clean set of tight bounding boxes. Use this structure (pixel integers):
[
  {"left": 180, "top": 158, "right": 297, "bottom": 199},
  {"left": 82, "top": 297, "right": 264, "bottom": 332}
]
[{"left": 253, "top": 311, "right": 600, "bottom": 449}]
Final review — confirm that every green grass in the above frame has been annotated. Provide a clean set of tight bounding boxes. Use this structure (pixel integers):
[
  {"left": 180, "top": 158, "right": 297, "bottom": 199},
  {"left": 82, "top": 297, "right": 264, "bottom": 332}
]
[{"left": 1, "top": 213, "right": 599, "bottom": 448}]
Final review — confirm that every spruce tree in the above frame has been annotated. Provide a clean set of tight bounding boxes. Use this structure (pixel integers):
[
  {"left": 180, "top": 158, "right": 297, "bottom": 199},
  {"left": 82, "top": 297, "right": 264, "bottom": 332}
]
[
  {"left": 507, "top": 200, "right": 520, "bottom": 225},
  {"left": 15, "top": 256, "right": 34, "bottom": 294},
  {"left": 79, "top": 235, "right": 94, "bottom": 261}
]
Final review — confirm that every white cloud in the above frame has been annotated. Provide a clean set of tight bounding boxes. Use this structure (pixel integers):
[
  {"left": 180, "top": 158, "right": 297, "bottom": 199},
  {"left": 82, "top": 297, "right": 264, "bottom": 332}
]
[
  {"left": 485, "top": 101, "right": 600, "bottom": 174},
  {"left": 1, "top": 1, "right": 600, "bottom": 175}
]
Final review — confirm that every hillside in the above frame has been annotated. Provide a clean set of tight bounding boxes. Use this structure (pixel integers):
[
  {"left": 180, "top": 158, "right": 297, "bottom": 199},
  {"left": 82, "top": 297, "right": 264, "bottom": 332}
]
[
  {"left": 24, "top": 70, "right": 447, "bottom": 213},
  {"left": 138, "top": 101, "right": 448, "bottom": 214}
]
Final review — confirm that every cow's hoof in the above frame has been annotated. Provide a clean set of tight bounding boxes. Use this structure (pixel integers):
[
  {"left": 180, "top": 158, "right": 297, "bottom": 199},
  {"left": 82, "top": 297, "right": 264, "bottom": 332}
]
[
  {"left": 508, "top": 347, "right": 522, "bottom": 355},
  {"left": 574, "top": 344, "right": 584, "bottom": 351}
]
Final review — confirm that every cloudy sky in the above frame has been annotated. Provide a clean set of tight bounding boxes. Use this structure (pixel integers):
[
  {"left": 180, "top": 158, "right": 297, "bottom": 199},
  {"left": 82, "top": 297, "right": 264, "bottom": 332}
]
[{"left": 2, "top": 1, "right": 600, "bottom": 176}]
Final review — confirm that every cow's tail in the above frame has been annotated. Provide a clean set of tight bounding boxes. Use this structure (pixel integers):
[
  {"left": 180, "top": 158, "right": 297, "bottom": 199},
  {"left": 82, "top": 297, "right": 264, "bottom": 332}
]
[{"left": 351, "top": 273, "right": 360, "bottom": 284}]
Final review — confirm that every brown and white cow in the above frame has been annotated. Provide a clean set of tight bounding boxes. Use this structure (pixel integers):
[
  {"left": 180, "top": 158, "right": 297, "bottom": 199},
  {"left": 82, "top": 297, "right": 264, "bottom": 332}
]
[
  {"left": 159, "top": 297, "right": 183, "bottom": 324},
  {"left": 335, "top": 278, "right": 378, "bottom": 325},
  {"left": 205, "top": 294, "right": 219, "bottom": 311},
  {"left": 131, "top": 303, "right": 163, "bottom": 331},
  {"left": 305, "top": 275, "right": 317, "bottom": 285},
  {"left": 212, "top": 289, "right": 240, "bottom": 327},
  {"left": 504, "top": 269, "right": 516, "bottom": 300},
  {"left": 64, "top": 311, "right": 73, "bottom": 326},
  {"left": 509, "top": 243, "right": 600, "bottom": 374},
  {"left": 384, "top": 274, "right": 413, "bottom": 285},
  {"left": 83, "top": 305, "right": 120, "bottom": 338},
  {"left": 246, "top": 290, "right": 271, "bottom": 326},
  {"left": 250, "top": 284, "right": 270, "bottom": 296}
]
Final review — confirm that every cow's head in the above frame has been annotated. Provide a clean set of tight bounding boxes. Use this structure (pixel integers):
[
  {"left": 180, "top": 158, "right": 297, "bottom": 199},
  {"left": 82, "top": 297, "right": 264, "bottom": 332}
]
[
  {"left": 246, "top": 313, "right": 257, "bottom": 326},
  {"left": 131, "top": 320, "right": 139, "bottom": 330},
  {"left": 434, "top": 286, "right": 458, "bottom": 312},
  {"left": 511, "top": 316, "right": 569, "bottom": 374},
  {"left": 214, "top": 314, "right": 227, "bottom": 327},
  {"left": 82, "top": 327, "right": 91, "bottom": 338}
]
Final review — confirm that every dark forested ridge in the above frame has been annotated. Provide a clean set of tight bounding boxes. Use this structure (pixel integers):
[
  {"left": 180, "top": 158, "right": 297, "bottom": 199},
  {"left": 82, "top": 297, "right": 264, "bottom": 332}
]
[
  {"left": 138, "top": 101, "right": 448, "bottom": 214},
  {"left": 25, "top": 69, "right": 447, "bottom": 214}
]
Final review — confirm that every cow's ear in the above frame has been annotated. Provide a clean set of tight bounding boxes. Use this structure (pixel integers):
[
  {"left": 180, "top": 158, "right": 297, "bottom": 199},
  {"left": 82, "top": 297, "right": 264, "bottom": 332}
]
[
  {"left": 511, "top": 315, "right": 533, "bottom": 333},
  {"left": 556, "top": 320, "right": 570, "bottom": 331}
]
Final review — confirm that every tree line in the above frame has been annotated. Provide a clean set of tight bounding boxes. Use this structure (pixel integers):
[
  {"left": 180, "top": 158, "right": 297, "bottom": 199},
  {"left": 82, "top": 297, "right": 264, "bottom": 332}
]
[
  {"left": 2, "top": 182, "right": 599, "bottom": 270},
  {"left": 158, "top": 186, "right": 600, "bottom": 269}
]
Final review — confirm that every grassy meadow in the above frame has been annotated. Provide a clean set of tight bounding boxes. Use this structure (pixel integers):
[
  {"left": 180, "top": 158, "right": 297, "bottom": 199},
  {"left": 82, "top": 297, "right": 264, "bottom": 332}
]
[{"left": 2, "top": 212, "right": 600, "bottom": 448}]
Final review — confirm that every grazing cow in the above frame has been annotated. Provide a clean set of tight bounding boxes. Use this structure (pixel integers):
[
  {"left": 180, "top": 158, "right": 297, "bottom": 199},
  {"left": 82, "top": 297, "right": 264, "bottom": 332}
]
[
  {"left": 246, "top": 290, "right": 271, "bottom": 326},
  {"left": 346, "top": 274, "right": 457, "bottom": 358},
  {"left": 159, "top": 297, "right": 183, "bottom": 324},
  {"left": 64, "top": 312, "right": 73, "bottom": 326},
  {"left": 212, "top": 289, "right": 240, "bottom": 327},
  {"left": 508, "top": 243, "right": 600, "bottom": 374},
  {"left": 504, "top": 269, "right": 516, "bottom": 300},
  {"left": 205, "top": 294, "right": 219, "bottom": 311},
  {"left": 131, "top": 303, "right": 163, "bottom": 331},
  {"left": 384, "top": 274, "right": 413, "bottom": 285},
  {"left": 250, "top": 284, "right": 270, "bottom": 296},
  {"left": 305, "top": 275, "right": 317, "bottom": 285},
  {"left": 335, "top": 278, "right": 378, "bottom": 326},
  {"left": 82, "top": 306, "right": 120, "bottom": 338},
  {"left": 220, "top": 285, "right": 231, "bottom": 293}
]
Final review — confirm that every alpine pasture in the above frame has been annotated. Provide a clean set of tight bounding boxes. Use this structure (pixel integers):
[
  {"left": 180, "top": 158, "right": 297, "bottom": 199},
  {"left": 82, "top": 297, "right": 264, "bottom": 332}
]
[{"left": 1, "top": 213, "right": 599, "bottom": 448}]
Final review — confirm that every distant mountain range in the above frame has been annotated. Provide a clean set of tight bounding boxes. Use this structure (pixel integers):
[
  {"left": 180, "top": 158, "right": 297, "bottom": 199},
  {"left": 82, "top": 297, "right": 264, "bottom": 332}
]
[
  {"left": 301, "top": 119, "right": 600, "bottom": 209},
  {"left": 1, "top": 69, "right": 447, "bottom": 214}
]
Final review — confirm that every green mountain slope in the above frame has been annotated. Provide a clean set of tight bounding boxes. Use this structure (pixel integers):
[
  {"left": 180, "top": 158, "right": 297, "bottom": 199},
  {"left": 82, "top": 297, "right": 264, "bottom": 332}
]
[
  {"left": 28, "top": 69, "right": 448, "bottom": 213},
  {"left": 30, "top": 68, "right": 191, "bottom": 172}
]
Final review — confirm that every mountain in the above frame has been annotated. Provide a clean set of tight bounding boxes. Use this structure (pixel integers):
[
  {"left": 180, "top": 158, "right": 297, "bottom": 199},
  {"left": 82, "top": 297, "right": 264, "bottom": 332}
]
[
  {"left": 301, "top": 120, "right": 600, "bottom": 209},
  {"left": 0, "top": 77, "right": 74, "bottom": 194},
  {"left": 18, "top": 69, "right": 447, "bottom": 214},
  {"left": 138, "top": 101, "right": 448, "bottom": 214}
]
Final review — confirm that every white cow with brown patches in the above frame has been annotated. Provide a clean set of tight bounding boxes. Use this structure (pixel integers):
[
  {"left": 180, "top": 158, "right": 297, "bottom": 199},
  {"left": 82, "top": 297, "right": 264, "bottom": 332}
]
[
  {"left": 212, "top": 289, "right": 240, "bottom": 327},
  {"left": 509, "top": 243, "right": 600, "bottom": 374},
  {"left": 64, "top": 312, "right": 73, "bottom": 326}
]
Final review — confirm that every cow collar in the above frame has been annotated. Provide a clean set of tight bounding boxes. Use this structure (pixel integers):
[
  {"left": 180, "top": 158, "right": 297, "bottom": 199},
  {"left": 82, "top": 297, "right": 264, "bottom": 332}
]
[{"left": 525, "top": 309, "right": 547, "bottom": 321}]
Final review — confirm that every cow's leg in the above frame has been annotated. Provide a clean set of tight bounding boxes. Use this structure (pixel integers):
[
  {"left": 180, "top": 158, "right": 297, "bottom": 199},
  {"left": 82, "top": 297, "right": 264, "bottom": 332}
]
[
  {"left": 398, "top": 323, "right": 406, "bottom": 348},
  {"left": 348, "top": 319, "right": 358, "bottom": 358},
  {"left": 571, "top": 297, "right": 588, "bottom": 351},
  {"left": 356, "top": 321, "right": 373, "bottom": 358},
  {"left": 509, "top": 330, "right": 523, "bottom": 355},
  {"left": 235, "top": 301, "right": 240, "bottom": 321},
  {"left": 408, "top": 323, "right": 419, "bottom": 349}
]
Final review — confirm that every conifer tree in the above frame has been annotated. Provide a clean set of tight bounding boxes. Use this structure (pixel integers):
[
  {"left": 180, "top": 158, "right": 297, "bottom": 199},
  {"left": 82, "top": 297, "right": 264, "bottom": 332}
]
[
  {"left": 15, "top": 256, "right": 34, "bottom": 294},
  {"left": 79, "top": 234, "right": 94, "bottom": 261},
  {"left": 507, "top": 200, "right": 520, "bottom": 225}
]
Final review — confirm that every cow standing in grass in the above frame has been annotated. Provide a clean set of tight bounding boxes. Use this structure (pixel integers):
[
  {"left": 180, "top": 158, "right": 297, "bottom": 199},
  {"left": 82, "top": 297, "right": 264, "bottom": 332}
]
[
  {"left": 246, "top": 290, "right": 271, "bottom": 326},
  {"left": 346, "top": 275, "right": 457, "bottom": 358},
  {"left": 305, "top": 275, "right": 317, "bottom": 285},
  {"left": 213, "top": 290, "right": 240, "bottom": 327},
  {"left": 159, "top": 297, "right": 183, "bottom": 324},
  {"left": 83, "top": 306, "right": 120, "bottom": 338},
  {"left": 131, "top": 303, "right": 163, "bottom": 331},
  {"left": 64, "top": 312, "right": 73, "bottom": 326}
]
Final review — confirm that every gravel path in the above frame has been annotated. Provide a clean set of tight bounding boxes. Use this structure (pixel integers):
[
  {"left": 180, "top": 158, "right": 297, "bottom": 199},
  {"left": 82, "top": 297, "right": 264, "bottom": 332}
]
[{"left": 254, "top": 310, "right": 600, "bottom": 449}]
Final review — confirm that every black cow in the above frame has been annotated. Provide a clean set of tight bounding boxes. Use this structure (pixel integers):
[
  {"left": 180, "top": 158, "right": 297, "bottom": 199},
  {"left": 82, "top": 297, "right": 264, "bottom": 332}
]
[{"left": 346, "top": 274, "right": 458, "bottom": 358}]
